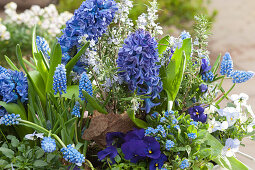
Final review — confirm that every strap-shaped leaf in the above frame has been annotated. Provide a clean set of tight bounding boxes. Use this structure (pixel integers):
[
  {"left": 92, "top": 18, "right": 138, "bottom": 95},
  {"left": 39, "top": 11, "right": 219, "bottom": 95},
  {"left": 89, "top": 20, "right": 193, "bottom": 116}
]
[
  {"left": 4, "top": 55, "right": 20, "bottom": 71},
  {"left": 127, "top": 109, "right": 148, "bottom": 128},
  {"left": 32, "top": 25, "right": 38, "bottom": 64},
  {"left": 65, "top": 42, "right": 90, "bottom": 76},
  {"left": 34, "top": 52, "right": 49, "bottom": 84},
  {"left": 82, "top": 90, "right": 108, "bottom": 114},
  {"left": 45, "top": 43, "right": 62, "bottom": 92},
  {"left": 158, "top": 35, "right": 170, "bottom": 55},
  {"left": 212, "top": 54, "right": 221, "bottom": 74}
]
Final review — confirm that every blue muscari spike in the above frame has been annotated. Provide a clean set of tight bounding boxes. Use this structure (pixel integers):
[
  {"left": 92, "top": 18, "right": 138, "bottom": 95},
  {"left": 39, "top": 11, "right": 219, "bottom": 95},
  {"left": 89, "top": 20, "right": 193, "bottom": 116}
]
[
  {"left": 79, "top": 72, "right": 93, "bottom": 101},
  {"left": 60, "top": 144, "right": 85, "bottom": 166},
  {"left": 202, "top": 71, "right": 214, "bottom": 82},
  {"left": 230, "top": 70, "right": 254, "bottom": 83},
  {"left": 41, "top": 137, "right": 56, "bottom": 153},
  {"left": 53, "top": 64, "right": 67, "bottom": 95},
  {"left": 220, "top": 52, "right": 233, "bottom": 77},
  {"left": 36, "top": 36, "right": 51, "bottom": 60},
  {"left": 0, "top": 113, "right": 20, "bottom": 125},
  {"left": 71, "top": 101, "right": 81, "bottom": 117}
]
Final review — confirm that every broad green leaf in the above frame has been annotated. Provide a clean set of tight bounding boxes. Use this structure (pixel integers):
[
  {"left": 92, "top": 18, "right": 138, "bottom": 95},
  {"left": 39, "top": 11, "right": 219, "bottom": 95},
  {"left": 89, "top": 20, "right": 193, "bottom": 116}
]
[
  {"left": 227, "top": 157, "right": 248, "bottom": 170},
  {"left": 32, "top": 25, "right": 38, "bottom": 64},
  {"left": 0, "top": 148, "right": 14, "bottom": 159},
  {"left": 0, "top": 101, "right": 27, "bottom": 120},
  {"left": 0, "top": 160, "right": 8, "bottom": 167},
  {"left": 16, "top": 44, "right": 29, "bottom": 74},
  {"left": 60, "top": 85, "right": 80, "bottom": 100},
  {"left": 82, "top": 90, "right": 108, "bottom": 114},
  {"left": 4, "top": 55, "right": 20, "bottom": 71},
  {"left": 35, "top": 148, "right": 45, "bottom": 159},
  {"left": 47, "top": 153, "right": 55, "bottom": 162},
  {"left": 33, "top": 160, "right": 48, "bottom": 167},
  {"left": 212, "top": 54, "right": 221, "bottom": 74},
  {"left": 162, "top": 38, "right": 191, "bottom": 102},
  {"left": 66, "top": 42, "right": 90, "bottom": 76},
  {"left": 45, "top": 43, "right": 62, "bottom": 92},
  {"left": 7, "top": 135, "right": 19, "bottom": 147},
  {"left": 158, "top": 35, "right": 170, "bottom": 55},
  {"left": 29, "top": 70, "right": 45, "bottom": 94},
  {"left": 127, "top": 109, "right": 148, "bottom": 128},
  {"left": 23, "top": 58, "right": 37, "bottom": 70}
]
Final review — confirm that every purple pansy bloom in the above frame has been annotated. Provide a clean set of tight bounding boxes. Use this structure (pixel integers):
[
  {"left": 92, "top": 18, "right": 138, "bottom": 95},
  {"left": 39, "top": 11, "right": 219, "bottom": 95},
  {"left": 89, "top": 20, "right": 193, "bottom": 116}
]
[
  {"left": 97, "top": 146, "right": 118, "bottom": 164},
  {"left": 199, "top": 84, "right": 208, "bottom": 93},
  {"left": 143, "top": 136, "right": 161, "bottom": 159},
  {"left": 124, "top": 128, "right": 145, "bottom": 141},
  {"left": 188, "top": 106, "right": 207, "bottom": 123},
  {"left": 149, "top": 154, "right": 167, "bottom": 170},
  {"left": 121, "top": 140, "right": 147, "bottom": 163},
  {"left": 106, "top": 132, "right": 125, "bottom": 147}
]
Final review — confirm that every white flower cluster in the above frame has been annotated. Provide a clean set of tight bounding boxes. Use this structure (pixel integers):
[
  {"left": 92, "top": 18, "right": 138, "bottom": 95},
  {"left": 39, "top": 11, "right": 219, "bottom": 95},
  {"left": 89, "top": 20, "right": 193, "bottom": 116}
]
[
  {"left": 136, "top": 0, "right": 163, "bottom": 36},
  {"left": 4, "top": 2, "right": 73, "bottom": 37},
  {"left": 0, "top": 21, "right": 10, "bottom": 41},
  {"left": 207, "top": 93, "right": 255, "bottom": 133}
]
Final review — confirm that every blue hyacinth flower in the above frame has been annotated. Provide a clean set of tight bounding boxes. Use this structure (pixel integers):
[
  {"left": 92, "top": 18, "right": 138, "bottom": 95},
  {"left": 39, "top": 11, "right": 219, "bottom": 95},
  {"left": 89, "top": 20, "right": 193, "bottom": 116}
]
[
  {"left": 53, "top": 64, "right": 67, "bottom": 95},
  {"left": 79, "top": 72, "right": 93, "bottom": 101},
  {"left": 41, "top": 137, "right": 56, "bottom": 153},
  {"left": 220, "top": 52, "right": 233, "bottom": 77},
  {"left": 61, "top": 144, "right": 85, "bottom": 166},
  {"left": 230, "top": 70, "right": 254, "bottom": 83},
  {"left": 0, "top": 113, "right": 20, "bottom": 126},
  {"left": 71, "top": 101, "right": 81, "bottom": 117}
]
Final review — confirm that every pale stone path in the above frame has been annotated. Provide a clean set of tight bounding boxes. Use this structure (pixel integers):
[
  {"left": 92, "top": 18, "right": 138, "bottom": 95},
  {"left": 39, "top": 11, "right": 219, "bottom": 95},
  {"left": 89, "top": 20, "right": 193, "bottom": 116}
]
[{"left": 208, "top": 0, "right": 255, "bottom": 169}]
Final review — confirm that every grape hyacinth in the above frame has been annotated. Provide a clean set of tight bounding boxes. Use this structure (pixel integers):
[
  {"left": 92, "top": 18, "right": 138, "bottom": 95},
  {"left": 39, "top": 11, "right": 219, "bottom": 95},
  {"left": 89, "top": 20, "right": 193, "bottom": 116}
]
[
  {"left": 71, "top": 101, "right": 81, "bottom": 117},
  {"left": 220, "top": 52, "right": 233, "bottom": 77},
  {"left": 0, "top": 113, "right": 20, "bottom": 125},
  {"left": 61, "top": 144, "right": 85, "bottom": 166},
  {"left": 117, "top": 29, "right": 163, "bottom": 113},
  {"left": 58, "top": 0, "right": 118, "bottom": 72},
  {"left": 79, "top": 72, "right": 93, "bottom": 101},
  {"left": 36, "top": 36, "right": 51, "bottom": 59},
  {"left": 229, "top": 70, "right": 254, "bottom": 83},
  {"left": 165, "top": 140, "right": 174, "bottom": 150},
  {"left": 41, "top": 137, "right": 56, "bottom": 153},
  {"left": 0, "top": 68, "right": 28, "bottom": 103},
  {"left": 180, "top": 159, "right": 189, "bottom": 169},
  {"left": 53, "top": 64, "right": 67, "bottom": 95}
]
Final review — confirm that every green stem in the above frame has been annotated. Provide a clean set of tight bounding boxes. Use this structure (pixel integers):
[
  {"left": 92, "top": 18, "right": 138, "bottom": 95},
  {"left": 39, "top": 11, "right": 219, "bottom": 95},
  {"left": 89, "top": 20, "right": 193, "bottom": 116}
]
[
  {"left": 217, "top": 76, "right": 225, "bottom": 90},
  {"left": 215, "top": 83, "right": 236, "bottom": 105},
  {"left": 85, "top": 159, "right": 95, "bottom": 170},
  {"left": 19, "top": 119, "right": 49, "bottom": 134},
  {"left": 52, "top": 134, "right": 66, "bottom": 148},
  {"left": 74, "top": 119, "right": 78, "bottom": 144}
]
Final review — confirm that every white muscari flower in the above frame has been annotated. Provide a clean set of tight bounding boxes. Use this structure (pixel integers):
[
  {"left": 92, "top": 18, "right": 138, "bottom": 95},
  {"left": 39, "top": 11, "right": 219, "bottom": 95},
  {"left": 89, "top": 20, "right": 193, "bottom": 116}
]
[
  {"left": 25, "top": 131, "right": 44, "bottom": 140},
  {"left": 230, "top": 93, "right": 249, "bottom": 107},
  {"left": 222, "top": 138, "right": 240, "bottom": 157}
]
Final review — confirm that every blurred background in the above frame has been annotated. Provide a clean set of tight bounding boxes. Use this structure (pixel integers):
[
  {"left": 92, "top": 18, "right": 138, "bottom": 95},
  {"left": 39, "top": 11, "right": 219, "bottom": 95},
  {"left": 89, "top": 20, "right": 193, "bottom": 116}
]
[{"left": 0, "top": 0, "right": 255, "bottom": 168}]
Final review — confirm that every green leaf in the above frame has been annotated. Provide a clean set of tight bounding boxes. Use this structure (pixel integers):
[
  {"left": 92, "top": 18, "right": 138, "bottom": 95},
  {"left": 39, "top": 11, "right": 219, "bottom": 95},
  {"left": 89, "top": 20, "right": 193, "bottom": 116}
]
[
  {"left": 66, "top": 42, "right": 90, "bottom": 76},
  {"left": 0, "top": 160, "right": 8, "bottom": 167},
  {"left": 227, "top": 157, "right": 248, "bottom": 170},
  {"left": 29, "top": 70, "right": 45, "bottom": 94},
  {"left": 212, "top": 54, "right": 221, "bottom": 74},
  {"left": 35, "top": 148, "right": 45, "bottom": 159},
  {"left": 4, "top": 55, "right": 20, "bottom": 71},
  {"left": 0, "top": 101, "right": 27, "bottom": 120},
  {"left": 0, "top": 148, "right": 14, "bottom": 159},
  {"left": 162, "top": 38, "right": 191, "bottom": 102},
  {"left": 33, "top": 160, "right": 48, "bottom": 167},
  {"left": 34, "top": 52, "right": 49, "bottom": 84},
  {"left": 60, "top": 85, "right": 80, "bottom": 100},
  {"left": 23, "top": 58, "right": 37, "bottom": 70},
  {"left": 127, "top": 109, "right": 148, "bottom": 128},
  {"left": 32, "top": 25, "right": 38, "bottom": 63},
  {"left": 8, "top": 135, "right": 19, "bottom": 147},
  {"left": 47, "top": 153, "right": 55, "bottom": 162},
  {"left": 16, "top": 44, "right": 29, "bottom": 74},
  {"left": 158, "top": 35, "right": 170, "bottom": 55},
  {"left": 82, "top": 90, "right": 108, "bottom": 114},
  {"left": 45, "top": 43, "right": 62, "bottom": 92}
]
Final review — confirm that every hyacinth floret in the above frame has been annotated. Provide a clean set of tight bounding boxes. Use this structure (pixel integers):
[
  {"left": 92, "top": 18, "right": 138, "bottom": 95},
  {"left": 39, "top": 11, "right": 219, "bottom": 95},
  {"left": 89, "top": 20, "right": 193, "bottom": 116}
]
[
  {"left": 36, "top": 36, "right": 51, "bottom": 59},
  {"left": 230, "top": 70, "right": 254, "bottom": 83},
  {"left": 0, "top": 113, "right": 20, "bottom": 126},
  {"left": 0, "top": 69, "right": 28, "bottom": 103},
  {"left": 220, "top": 52, "right": 233, "bottom": 77},
  {"left": 117, "top": 29, "right": 163, "bottom": 113},
  {"left": 0, "top": 66, "right": 8, "bottom": 75},
  {"left": 202, "top": 71, "right": 214, "bottom": 82},
  {"left": 165, "top": 140, "right": 174, "bottom": 150},
  {"left": 61, "top": 144, "right": 85, "bottom": 166},
  {"left": 79, "top": 72, "right": 93, "bottom": 101},
  {"left": 53, "top": 64, "right": 67, "bottom": 95},
  {"left": 71, "top": 101, "right": 81, "bottom": 117},
  {"left": 41, "top": 137, "right": 56, "bottom": 153},
  {"left": 180, "top": 159, "right": 189, "bottom": 169}
]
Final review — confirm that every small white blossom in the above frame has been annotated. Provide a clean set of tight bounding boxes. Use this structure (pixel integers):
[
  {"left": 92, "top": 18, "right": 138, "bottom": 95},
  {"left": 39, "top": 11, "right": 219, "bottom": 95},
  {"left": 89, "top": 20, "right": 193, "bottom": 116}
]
[
  {"left": 25, "top": 131, "right": 44, "bottom": 140},
  {"left": 208, "top": 118, "right": 228, "bottom": 133},
  {"left": 222, "top": 138, "right": 240, "bottom": 157},
  {"left": 204, "top": 105, "right": 217, "bottom": 115},
  {"left": 230, "top": 93, "right": 249, "bottom": 107}
]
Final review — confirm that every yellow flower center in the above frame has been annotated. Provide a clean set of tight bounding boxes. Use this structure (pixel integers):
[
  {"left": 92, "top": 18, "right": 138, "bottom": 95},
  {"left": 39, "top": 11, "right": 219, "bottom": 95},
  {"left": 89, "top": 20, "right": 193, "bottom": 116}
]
[
  {"left": 155, "top": 163, "right": 158, "bottom": 167},
  {"left": 231, "top": 117, "right": 233, "bottom": 121},
  {"left": 196, "top": 112, "right": 199, "bottom": 115},
  {"left": 149, "top": 150, "right": 152, "bottom": 154},
  {"left": 228, "top": 148, "right": 231, "bottom": 151}
]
